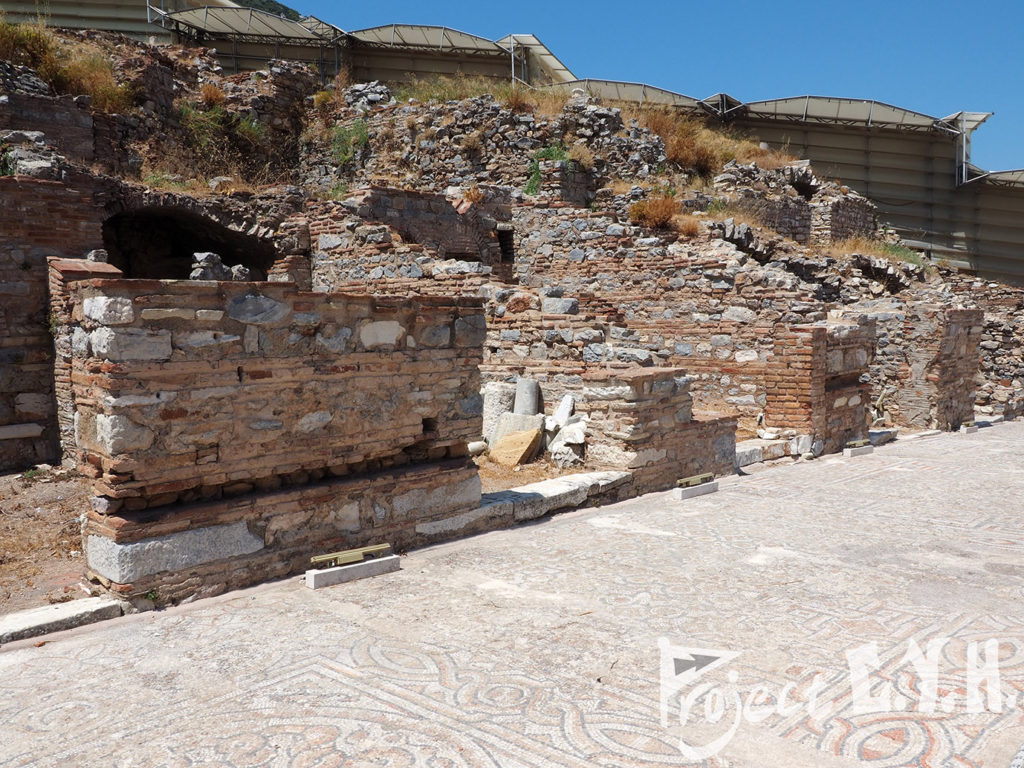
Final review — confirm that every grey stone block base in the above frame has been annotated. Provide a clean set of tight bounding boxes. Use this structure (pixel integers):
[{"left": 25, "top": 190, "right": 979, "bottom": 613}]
[
  {"left": 672, "top": 481, "right": 718, "bottom": 501},
  {"left": 960, "top": 424, "right": 979, "bottom": 434},
  {"left": 0, "top": 597, "right": 124, "bottom": 645},
  {"left": 305, "top": 554, "right": 401, "bottom": 589},
  {"left": 843, "top": 445, "right": 874, "bottom": 457}
]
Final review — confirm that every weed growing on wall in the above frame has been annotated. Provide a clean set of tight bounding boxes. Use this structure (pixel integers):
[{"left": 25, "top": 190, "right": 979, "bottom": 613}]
[{"left": 329, "top": 119, "right": 369, "bottom": 167}]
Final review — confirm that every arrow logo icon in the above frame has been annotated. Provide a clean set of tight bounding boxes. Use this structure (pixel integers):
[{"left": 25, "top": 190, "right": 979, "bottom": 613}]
[
  {"left": 673, "top": 653, "right": 719, "bottom": 676},
  {"left": 659, "top": 638, "right": 741, "bottom": 727}
]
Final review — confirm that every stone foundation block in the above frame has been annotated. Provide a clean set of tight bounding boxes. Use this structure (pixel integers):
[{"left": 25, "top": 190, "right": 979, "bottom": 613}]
[
  {"left": 305, "top": 555, "right": 401, "bottom": 589},
  {"left": 672, "top": 481, "right": 718, "bottom": 501}
]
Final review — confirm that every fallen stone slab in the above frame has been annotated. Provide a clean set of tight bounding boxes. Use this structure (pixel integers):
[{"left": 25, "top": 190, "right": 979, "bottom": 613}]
[
  {"left": 869, "top": 428, "right": 898, "bottom": 446},
  {"left": 305, "top": 554, "right": 401, "bottom": 589},
  {"left": 672, "top": 481, "right": 718, "bottom": 501},
  {"left": 0, "top": 597, "right": 124, "bottom": 645},
  {"left": 960, "top": 424, "right": 979, "bottom": 435},
  {"left": 490, "top": 427, "right": 543, "bottom": 467},
  {"left": 490, "top": 412, "right": 544, "bottom": 446},
  {"left": 481, "top": 471, "right": 633, "bottom": 523}
]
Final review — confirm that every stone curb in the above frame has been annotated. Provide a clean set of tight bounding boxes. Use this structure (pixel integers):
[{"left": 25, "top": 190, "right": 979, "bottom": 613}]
[{"left": 0, "top": 597, "right": 125, "bottom": 646}]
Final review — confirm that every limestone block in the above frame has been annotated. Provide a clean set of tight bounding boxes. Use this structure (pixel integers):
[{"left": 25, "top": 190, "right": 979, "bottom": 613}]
[
  {"left": 96, "top": 414, "right": 154, "bottom": 454},
  {"left": 490, "top": 428, "right": 542, "bottom": 467},
  {"left": 140, "top": 308, "right": 196, "bottom": 321},
  {"left": 734, "top": 440, "right": 764, "bottom": 467},
  {"left": 672, "top": 481, "right": 718, "bottom": 501},
  {"left": 226, "top": 294, "right": 290, "bottom": 325},
  {"left": 722, "top": 306, "right": 757, "bottom": 323},
  {"left": 297, "top": 410, "right": 333, "bottom": 433},
  {"left": 541, "top": 297, "right": 579, "bottom": 315},
  {"left": 482, "top": 382, "right": 516, "bottom": 441},
  {"left": 176, "top": 331, "right": 240, "bottom": 348},
  {"left": 71, "top": 327, "right": 90, "bottom": 356},
  {"left": 90, "top": 327, "right": 172, "bottom": 362},
  {"left": 415, "top": 502, "right": 506, "bottom": 537},
  {"left": 0, "top": 423, "right": 44, "bottom": 440},
  {"left": 316, "top": 327, "right": 352, "bottom": 353},
  {"left": 0, "top": 597, "right": 124, "bottom": 645},
  {"left": 360, "top": 320, "right": 404, "bottom": 348},
  {"left": 15, "top": 393, "right": 51, "bottom": 419},
  {"left": 83, "top": 296, "right": 134, "bottom": 325},
  {"left": 553, "top": 394, "right": 575, "bottom": 428},
  {"left": 393, "top": 473, "right": 481, "bottom": 519},
  {"left": 305, "top": 555, "right": 401, "bottom": 589},
  {"left": 87, "top": 521, "right": 265, "bottom": 583}
]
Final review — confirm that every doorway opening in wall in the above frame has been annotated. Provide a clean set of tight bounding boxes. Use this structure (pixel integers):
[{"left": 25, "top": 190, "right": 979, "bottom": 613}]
[
  {"left": 102, "top": 207, "right": 276, "bottom": 279},
  {"left": 496, "top": 227, "right": 515, "bottom": 263}
]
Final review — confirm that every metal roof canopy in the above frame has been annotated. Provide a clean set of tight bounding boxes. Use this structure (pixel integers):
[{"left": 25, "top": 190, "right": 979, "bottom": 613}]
[
  {"left": 351, "top": 24, "right": 507, "bottom": 56},
  {"left": 964, "top": 169, "right": 1024, "bottom": 188},
  {"left": 542, "top": 79, "right": 702, "bottom": 109},
  {"left": 154, "top": 5, "right": 345, "bottom": 44},
  {"left": 735, "top": 95, "right": 969, "bottom": 135},
  {"left": 497, "top": 33, "right": 575, "bottom": 84}
]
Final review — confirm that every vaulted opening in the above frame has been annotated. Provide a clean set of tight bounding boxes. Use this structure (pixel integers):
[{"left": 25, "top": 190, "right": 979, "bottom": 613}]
[{"left": 102, "top": 207, "right": 277, "bottom": 280}]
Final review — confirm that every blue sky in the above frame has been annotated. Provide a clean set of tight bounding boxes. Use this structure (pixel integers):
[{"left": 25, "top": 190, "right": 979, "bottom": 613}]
[{"left": 293, "top": 0, "right": 1024, "bottom": 171}]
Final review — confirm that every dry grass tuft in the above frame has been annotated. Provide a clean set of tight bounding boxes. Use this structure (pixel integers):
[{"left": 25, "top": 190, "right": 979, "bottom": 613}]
[
  {"left": 0, "top": 18, "right": 133, "bottom": 113},
  {"left": 568, "top": 143, "right": 594, "bottom": 171},
  {"left": 674, "top": 213, "right": 703, "bottom": 237},
  {"left": 200, "top": 82, "right": 226, "bottom": 107},
  {"left": 827, "top": 236, "right": 927, "bottom": 267},
  {"left": 504, "top": 87, "right": 535, "bottom": 114},
  {"left": 462, "top": 185, "right": 485, "bottom": 203},
  {"left": 461, "top": 129, "right": 483, "bottom": 154},
  {"left": 624, "top": 107, "right": 796, "bottom": 177},
  {"left": 390, "top": 74, "right": 567, "bottom": 117},
  {"left": 629, "top": 195, "right": 679, "bottom": 229}
]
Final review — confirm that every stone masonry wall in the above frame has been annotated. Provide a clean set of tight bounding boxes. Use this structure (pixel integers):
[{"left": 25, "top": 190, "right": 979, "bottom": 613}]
[
  {"left": 0, "top": 177, "right": 106, "bottom": 470},
  {"left": 840, "top": 305, "right": 983, "bottom": 430},
  {"left": 59, "top": 277, "right": 487, "bottom": 599},
  {"left": 65, "top": 279, "right": 486, "bottom": 508},
  {"left": 579, "top": 368, "right": 736, "bottom": 494},
  {"left": 893, "top": 307, "right": 982, "bottom": 430},
  {"left": 764, "top": 321, "right": 874, "bottom": 454}
]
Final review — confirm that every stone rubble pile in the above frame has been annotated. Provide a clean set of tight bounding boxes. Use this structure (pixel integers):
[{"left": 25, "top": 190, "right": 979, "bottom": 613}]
[{"left": 343, "top": 81, "right": 395, "bottom": 112}]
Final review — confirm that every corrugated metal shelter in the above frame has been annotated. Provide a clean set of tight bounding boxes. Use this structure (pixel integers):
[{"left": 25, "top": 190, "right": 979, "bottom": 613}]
[
  {"left": 152, "top": 5, "right": 349, "bottom": 77},
  {"left": 0, "top": 0, "right": 239, "bottom": 40},
  {"left": 539, "top": 81, "right": 1024, "bottom": 284}
]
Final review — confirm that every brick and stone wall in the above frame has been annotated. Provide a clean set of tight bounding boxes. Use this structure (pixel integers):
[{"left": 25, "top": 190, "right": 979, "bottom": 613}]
[
  {"left": 580, "top": 368, "right": 736, "bottom": 494},
  {"left": 55, "top": 276, "right": 487, "bottom": 598},
  {"left": 0, "top": 177, "right": 106, "bottom": 470},
  {"left": 764, "top": 321, "right": 874, "bottom": 454},
  {"left": 811, "top": 194, "right": 876, "bottom": 243}
]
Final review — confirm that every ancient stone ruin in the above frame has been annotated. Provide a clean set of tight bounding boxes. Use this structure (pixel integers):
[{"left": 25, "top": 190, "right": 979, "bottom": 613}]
[{"left": 0, "top": 31, "right": 1013, "bottom": 602}]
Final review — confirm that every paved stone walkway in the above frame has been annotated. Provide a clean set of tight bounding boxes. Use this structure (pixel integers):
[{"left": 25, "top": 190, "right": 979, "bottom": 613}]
[{"left": 4, "top": 423, "right": 1024, "bottom": 767}]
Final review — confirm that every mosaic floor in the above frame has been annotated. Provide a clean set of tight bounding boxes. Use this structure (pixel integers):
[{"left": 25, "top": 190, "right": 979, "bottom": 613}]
[{"left": 4, "top": 422, "right": 1024, "bottom": 766}]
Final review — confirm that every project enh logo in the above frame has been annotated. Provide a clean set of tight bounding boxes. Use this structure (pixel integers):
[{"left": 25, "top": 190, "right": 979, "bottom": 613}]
[{"left": 658, "top": 636, "right": 1012, "bottom": 760}]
